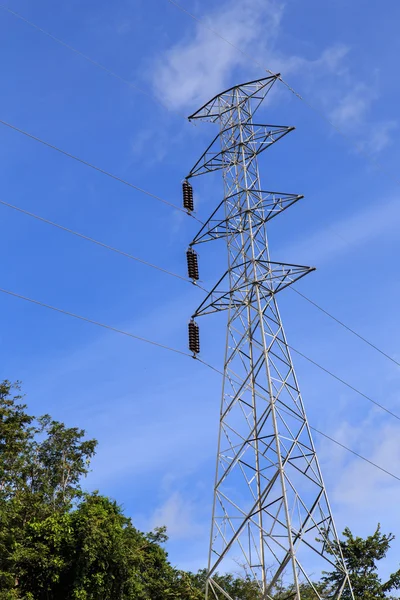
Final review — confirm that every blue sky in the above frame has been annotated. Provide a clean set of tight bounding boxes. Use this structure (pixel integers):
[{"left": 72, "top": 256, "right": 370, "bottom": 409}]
[{"left": 1, "top": 0, "right": 400, "bottom": 583}]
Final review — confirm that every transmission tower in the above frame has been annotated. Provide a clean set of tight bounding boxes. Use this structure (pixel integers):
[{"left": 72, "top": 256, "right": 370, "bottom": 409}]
[{"left": 183, "top": 75, "right": 354, "bottom": 600}]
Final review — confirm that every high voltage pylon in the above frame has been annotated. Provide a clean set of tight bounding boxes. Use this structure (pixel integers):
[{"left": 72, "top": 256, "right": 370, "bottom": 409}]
[{"left": 184, "top": 75, "right": 354, "bottom": 600}]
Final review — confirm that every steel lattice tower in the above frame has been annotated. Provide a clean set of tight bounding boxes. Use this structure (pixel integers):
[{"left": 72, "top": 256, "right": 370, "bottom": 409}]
[{"left": 184, "top": 76, "right": 354, "bottom": 600}]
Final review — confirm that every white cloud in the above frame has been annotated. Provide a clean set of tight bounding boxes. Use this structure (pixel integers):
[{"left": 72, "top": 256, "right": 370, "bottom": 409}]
[
  {"left": 328, "top": 79, "right": 397, "bottom": 153},
  {"left": 151, "top": 491, "right": 202, "bottom": 539},
  {"left": 151, "top": 0, "right": 352, "bottom": 113},
  {"left": 153, "top": 0, "right": 284, "bottom": 110},
  {"left": 278, "top": 195, "right": 400, "bottom": 266},
  {"left": 130, "top": 127, "right": 168, "bottom": 166},
  {"left": 152, "top": 0, "right": 395, "bottom": 152},
  {"left": 323, "top": 416, "right": 400, "bottom": 524},
  {"left": 271, "top": 43, "right": 350, "bottom": 79},
  {"left": 331, "top": 83, "right": 377, "bottom": 129},
  {"left": 357, "top": 120, "right": 398, "bottom": 155},
  {"left": 314, "top": 413, "right": 400, "bottom": 581}
]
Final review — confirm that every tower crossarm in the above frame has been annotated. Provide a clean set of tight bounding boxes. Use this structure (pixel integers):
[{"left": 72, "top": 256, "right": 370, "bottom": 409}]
[
  {"left": 188, "top": 74, "right": 280, "bottom": 123},
  {"left": 187, "top": 124, "right": 294, "bottom": 178},
  {"left": 191, "top": 192, "right": 303, "bottom": 245},
  {"left": 192, "top": 261, "right": 314, "bottom": 318}
]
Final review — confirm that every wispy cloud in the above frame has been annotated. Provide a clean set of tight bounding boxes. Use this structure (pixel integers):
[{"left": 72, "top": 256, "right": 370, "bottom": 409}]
[
  {"left": 152, "top": 0, "right": 351, "bottom": 111},
  {"left": 272, "top": 44, "right": 350, "bottom": 79},
  {"left": 278, "top": 195, "right": 400, "bottom": 265},
  {"left": 327, "top": 78, "right": 397, "bottom": 154},
  {"left": 152, "top": 0, "right": 395, "bottom": 152},
  {"left": 312, "top": 413, "right": 400, "bottom": 583},
  {"left": 322, "top": 415, "right": 400, "bottom": 526},
  {"left": 357, "top": 120, "right": 398, "bottom": 155},
  {"left": 150, "top": 491, "right": 203, "bottom": 539},
  {"left": 152, "top": 0, "right": 283, "bottom": 110},
  {"left": 130, "top": 127, "right": 169, "bottom": 167},
  {"left": 331, "top": 82, "right": 377, "bottom": 129}
]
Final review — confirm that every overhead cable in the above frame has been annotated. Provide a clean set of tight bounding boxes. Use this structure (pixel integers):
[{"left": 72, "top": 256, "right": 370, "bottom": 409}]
[
  {"left": 167, "top": 0, "right": 400, "bottom": 189},
  {"left": 2, "top": 118, "right": 398, "bottom": 372},
  {"left": 0, "top": 197, "right": 191, "bottom": 284},
  {"left": 2, "top": 0, "right": 399, "bottom": 485},
  {"left": 5, "top": 3, "right": 398, "bottom": 235},
  {"left": 2, "top": 191, "right": 399, "bottom": 403},
  {"left": 291, "top": 287, "right": 400, "bottom": 369},
  {"left": 0, "top": 286, "right": 191, "bottom": 357},
  {"left": 275, "top": 403, "right": 400, "bottom": 484},
  {"left": 310, "top": 427, "right": 400, "bottom": 483},
  {"left": 2, "top": 189, "right": 399, "bottom": 421},
  {"left": 0, "top": 117, "right": 199, "bottom": 219},
  {"left": 0, "top": 3, "right": 188, "bottom": 119},
  {"left": 1, "top": 283, "right": 399, "bottom": 483},
  {"left": 288, "top": 344, "right": 400, "bottom": 422}
]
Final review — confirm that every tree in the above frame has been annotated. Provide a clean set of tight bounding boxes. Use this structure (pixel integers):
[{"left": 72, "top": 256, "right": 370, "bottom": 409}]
[
  {"left": 0, "top": 381, "right": 206, "bottom": 599},
  {"left": 0, "top": 380, "right": 97, "bottom": 511},
  {"left": 2, "top": 380, "right": 400, "bottom": 600},
  {"left": 0, "top": 380, "right": 97, "bottom": 598},
  {"left": 188, "top": 568, "right": 262, "bottom": 600},
  {"left": 323, "top": 525, "right": 400, "bottom": 599},
  {"left": 0, "top": 380, "right": 34, "bottom": 500}
]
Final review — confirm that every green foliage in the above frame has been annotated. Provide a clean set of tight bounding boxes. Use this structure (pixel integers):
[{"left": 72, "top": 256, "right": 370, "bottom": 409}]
[
  {"left": 0, "top": 380, "right": 34, "bottom": 500},
  {"left": 0, "top": 381, "right": 203, "bottom": 599},
  {"left": 187, "top": 568, "right": 261, "bottom": 600},
  {"left": 30, "top": 415, "right": 97, "bottom": 508},
  {"left": 0, "top": 380, "right": 98, "bottom": 598},
  {"left": 324, "top": 525, "right": 400, "bottom": 599},
  {"left": 0, "top": 380, "right": 96, "bottom": 512},
  {"left": 1, "top": 379, "right": 400, "bottom": 600}
]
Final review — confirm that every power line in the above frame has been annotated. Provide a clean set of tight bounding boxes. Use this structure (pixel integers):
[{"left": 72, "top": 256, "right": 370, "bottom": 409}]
[
  {"left": 161, "top": 2, "right": 400, "bottom": 422},
  {"left": 310, "top": 426, "right": 400, "bottom": 483},
  {"left": 166, "top": 0, "right": 276, "bottom": 77},
  {"left": 2, "top": 0, "right": 399, "bottom": 495},
  {"left": 4, "top": 192, "right": 399, "bottom": 369},
  {"left": 0, "top": 76, "right": 397, "bottom": 427},
  {"left": 5, "top": 0, "right": 396, "bottom": 226},
  {"left": 0, "top": 197, "right": 191, "bottom": 283},
  {"left": 5, "top": 3, "right": 396, "bottom": 263},
  {"left": 4, "top": 2, "right": 397, "bottom": 256},
  {"left": 288, "top": 343, "right": 400, "bottom": 422},
  {"left": 1, "top": 283, "right": 399, "bottom": 484},
  {"left": 167, "top": 0, "right": 400, "bottom": 190},
  {"left": 2, "top": 190, "right": 399, "bottom": 421},
  {"left": 0, "top": 286, "right": 191, "bottom": 357},
  {"left": 3, "top": 118, "right": 398, "bottom": 377},
  {"left": 274, "top": 402, "right": 400, "bottom": 483},
  {"left": 0, "top": 117, "right": 201, "bottom": 219},
  {"left": 0, "top": 3, "right": 188, "bottom": 120},
  {"left": 4, "top": 191, "right": 400, "bottom": 369},
  {"left": 291, "top": 287, "right": 400, "bottom": 369},
  {"left": 2, "top": 192, "right": 399, "bottom": 421},
  {"left": 195, "top": 367, "right": 400, "bottom": 483}
]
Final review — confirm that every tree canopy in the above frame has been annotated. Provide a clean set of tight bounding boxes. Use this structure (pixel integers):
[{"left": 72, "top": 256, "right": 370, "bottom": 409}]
[
  {"left": 0, "top": 379, "right": 399, "bottom": 599},
  {"left": 323, "top": 526, "right": 400, "bottom": 600}
]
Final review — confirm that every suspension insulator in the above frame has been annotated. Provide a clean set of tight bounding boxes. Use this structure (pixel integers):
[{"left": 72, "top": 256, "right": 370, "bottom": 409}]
[
  {"left": 188, "top": 320, "right": 200, "bottom": 355},
  {"left": 182, "top": 180, "right": 194, "bottom": 212},
  {"left": 186, "top": 248, "right": 199, "bottom": 281}
]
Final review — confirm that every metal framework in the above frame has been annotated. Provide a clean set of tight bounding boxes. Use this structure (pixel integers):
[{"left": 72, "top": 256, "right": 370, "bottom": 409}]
[{"left": 186, "top": 75, "right": 354, "bottom": 599}]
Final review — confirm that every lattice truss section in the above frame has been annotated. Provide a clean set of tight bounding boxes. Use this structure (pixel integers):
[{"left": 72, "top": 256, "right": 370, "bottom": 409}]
[{"left": 187, "top": 76, "right": 354, "bottom": 600}]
